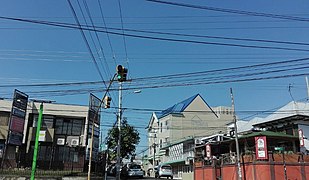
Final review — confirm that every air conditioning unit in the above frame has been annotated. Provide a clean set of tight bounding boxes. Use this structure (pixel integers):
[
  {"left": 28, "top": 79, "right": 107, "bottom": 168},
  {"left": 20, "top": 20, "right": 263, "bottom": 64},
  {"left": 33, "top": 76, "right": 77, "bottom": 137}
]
[
  {"left": 57, "top": 138, "right": 65, "bottom": 145},
  {"left": 71, "top": 139, "right": 79, "bottom": 146},
  {"left": 195, "top": 138, "right": 202, "bottom": 145}
]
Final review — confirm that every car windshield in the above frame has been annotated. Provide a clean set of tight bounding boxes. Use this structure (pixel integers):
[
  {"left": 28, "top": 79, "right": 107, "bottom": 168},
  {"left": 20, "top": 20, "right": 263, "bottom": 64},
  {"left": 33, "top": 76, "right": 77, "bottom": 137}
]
[{"left": 129, "top": 164, "right": 141, "bottom": 169}]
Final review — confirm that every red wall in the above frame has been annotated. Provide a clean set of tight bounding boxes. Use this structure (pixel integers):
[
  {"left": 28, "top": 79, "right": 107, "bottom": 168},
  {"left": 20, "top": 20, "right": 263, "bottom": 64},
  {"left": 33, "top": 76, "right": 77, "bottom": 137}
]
[
  {"left": 195, "top": 166, "right": 215, "bottom": 180},
  {"left": 195, "top": 163, "right": 309, "bottom": 180}
]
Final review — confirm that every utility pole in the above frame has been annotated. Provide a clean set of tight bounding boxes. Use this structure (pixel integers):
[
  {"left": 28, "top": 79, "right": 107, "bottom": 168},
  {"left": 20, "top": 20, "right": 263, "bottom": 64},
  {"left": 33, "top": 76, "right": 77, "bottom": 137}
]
[
  {"left": 152, "top": 132, "right": 157, "bottom": 177},
  {"left": 306, "top": 76, "right": 309, "bottom": 99},
  {"left": 116, "top": 82, "right": 122, "bottom": 180},
  {"left": 87, "top": 74, "right": 116, "bottom": 180},
  {"left": 230, "top": 88, "right": 242, "bottom": 180},
  {"left": 115, "top": 65, "right": 128, "bottom": 180}
]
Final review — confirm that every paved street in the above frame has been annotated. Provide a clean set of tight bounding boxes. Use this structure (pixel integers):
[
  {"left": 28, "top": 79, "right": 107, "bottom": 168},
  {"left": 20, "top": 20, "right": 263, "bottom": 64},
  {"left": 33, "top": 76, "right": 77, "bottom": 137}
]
[
  {"left": 105, "top": 176, "right": 157, "bottom": 180},
  {"left": 0, "top": 176, "right": 159, "bottom": 180}
]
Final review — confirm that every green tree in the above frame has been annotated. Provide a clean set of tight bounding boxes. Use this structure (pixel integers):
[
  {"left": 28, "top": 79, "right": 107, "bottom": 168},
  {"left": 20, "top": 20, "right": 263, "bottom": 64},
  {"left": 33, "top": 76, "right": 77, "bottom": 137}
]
[{"left": 106, "top": 119, "right": 140, "bottom": 161}]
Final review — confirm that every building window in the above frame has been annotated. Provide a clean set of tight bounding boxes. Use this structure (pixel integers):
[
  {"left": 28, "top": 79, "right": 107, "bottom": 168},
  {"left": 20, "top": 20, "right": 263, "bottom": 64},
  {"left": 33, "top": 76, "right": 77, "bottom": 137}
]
[
  {"left": 160, "top": 123, "right": 163, "bottom": 132},
  {"left": 55, "top": 119, "right": 64, "bottom": 134},
  {"left": 55, "top": 118, "right": 84, "bottom": 136},
  {"left": 0, "top": 112, "right": 10, "bottom": 126},
  {"left": 72, "top": 120, "right": 83, "bottom": 136},
  {"left": 30, "top": 144, "right": 52, "bottom": 161},
  {"left": 33, "top": 115, "right": 54, "bottom": 128},
  {"left": 160, "top": 139, "right": 162, "bottom": 148}
]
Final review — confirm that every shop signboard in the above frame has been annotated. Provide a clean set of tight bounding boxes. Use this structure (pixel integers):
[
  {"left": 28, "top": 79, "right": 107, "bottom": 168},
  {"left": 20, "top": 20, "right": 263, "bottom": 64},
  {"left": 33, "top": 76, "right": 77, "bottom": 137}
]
[
  {"left": 205, "top": 144, "right": 211, "bottom": 158},
  {"left": 299, "top": 129, "right": 305, "bottom": 147},
  {"left": 88, "top": 93, "right": 101, "bottom": 125},
  {"left": 255, "top": 136, "right": 268, "bottom": 160},
  {"left": 8, "top": 89, "right": 28, "bottom": 146}
]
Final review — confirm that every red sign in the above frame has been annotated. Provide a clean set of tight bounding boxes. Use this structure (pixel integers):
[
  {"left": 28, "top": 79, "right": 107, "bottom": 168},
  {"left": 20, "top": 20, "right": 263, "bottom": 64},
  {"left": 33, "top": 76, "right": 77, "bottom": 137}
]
[
  {"left": 10, "top": 115, "right": 25, "bottom": 133},
  {"left": 205, "top": 144, "right": 211, "bottom": 158},
  {"left": 255, "top": 136, "right": 268, "bottom": 160},
  {"left": 299, "top": 129, "right": 305, "bottom": 147}
]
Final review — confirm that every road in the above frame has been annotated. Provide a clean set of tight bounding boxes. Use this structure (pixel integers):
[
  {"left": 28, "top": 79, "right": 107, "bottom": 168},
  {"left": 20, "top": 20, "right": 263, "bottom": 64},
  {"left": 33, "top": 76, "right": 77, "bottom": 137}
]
[
  {"left": 106, "top": 176, "right": 157, "bottom": 180},
  {"left": 0, "top": 175, "right": 162, "bottom": 180}
]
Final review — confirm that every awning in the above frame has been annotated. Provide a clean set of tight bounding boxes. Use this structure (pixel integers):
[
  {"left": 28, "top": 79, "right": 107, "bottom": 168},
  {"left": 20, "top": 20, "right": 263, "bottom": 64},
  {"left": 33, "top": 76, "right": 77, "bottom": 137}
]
[{"left": 162, "top": 159, "right": 185, "bottom": 165}]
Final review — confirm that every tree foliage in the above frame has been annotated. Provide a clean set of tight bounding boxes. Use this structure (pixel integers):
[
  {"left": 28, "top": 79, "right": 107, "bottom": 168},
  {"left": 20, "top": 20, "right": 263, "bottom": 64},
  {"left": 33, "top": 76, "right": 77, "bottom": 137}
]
[{"left": 106, "top": 119, "right": 140, "bottom": 161}]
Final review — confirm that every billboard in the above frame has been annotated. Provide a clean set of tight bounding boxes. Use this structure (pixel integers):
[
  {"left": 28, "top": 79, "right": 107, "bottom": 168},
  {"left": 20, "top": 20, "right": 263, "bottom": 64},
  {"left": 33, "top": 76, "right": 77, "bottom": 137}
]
[
  {"left": 88, "top": 93, "right": 101, "bottom": 125},
  {"left": 8, "top": 89, "right": 28, "bottom": 146}
]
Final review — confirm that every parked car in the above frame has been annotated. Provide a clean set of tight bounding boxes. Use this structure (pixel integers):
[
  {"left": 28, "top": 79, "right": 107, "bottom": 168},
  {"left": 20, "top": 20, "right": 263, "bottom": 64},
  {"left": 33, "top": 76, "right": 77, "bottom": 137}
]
[
  {"left": 121, "top": 163, "right": 144, "bottom": 179},
  {"left": 155, "top": 164, "right": 173, "bottom": 179}
]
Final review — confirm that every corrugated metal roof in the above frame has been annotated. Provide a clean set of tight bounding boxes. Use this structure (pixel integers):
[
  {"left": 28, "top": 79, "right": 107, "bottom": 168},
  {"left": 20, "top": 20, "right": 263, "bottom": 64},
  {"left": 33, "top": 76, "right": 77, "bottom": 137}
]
[
  {"left": 157, "top": 94, "right": 199, "bottom": 119},
  {"left": 238, "top": 101, "right": 309, "bottom": 133},
  {"left": 255, "top": 101, "right": 309, "bottom": 125},
  {"left": 239, "top": 131, "right": 298, "bottom": 139},
  {"left": 161, "top": 136, "right": 194, "bottom": 149}
]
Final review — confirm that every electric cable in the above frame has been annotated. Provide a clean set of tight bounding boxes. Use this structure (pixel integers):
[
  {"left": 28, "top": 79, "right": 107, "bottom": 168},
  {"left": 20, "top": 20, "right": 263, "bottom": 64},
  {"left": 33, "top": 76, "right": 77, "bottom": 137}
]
[{"left": 1, "top": 16, "right": 309, "bottom": 52}]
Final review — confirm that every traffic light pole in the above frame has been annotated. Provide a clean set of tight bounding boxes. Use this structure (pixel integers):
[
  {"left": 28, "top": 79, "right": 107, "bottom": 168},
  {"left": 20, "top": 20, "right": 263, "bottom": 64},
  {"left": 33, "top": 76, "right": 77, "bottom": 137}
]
[
  {"left": 116, "top": 82, "right": 122, "bottom": 180},
  {"left": 87, "top": 74, "right": 116, "bottom": 180}
]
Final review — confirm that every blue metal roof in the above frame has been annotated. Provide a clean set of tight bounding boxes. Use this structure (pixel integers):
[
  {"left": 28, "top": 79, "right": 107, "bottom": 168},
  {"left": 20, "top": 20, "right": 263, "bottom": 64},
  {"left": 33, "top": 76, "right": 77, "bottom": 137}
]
[{"left": 157, "top": 94, "right": 199, "bottom": 119}]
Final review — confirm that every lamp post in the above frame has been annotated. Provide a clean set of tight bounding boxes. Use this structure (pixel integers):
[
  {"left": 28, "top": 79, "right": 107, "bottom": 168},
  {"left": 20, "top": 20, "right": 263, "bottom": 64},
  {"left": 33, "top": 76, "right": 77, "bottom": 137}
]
[
  {"left": 115, "top": 88, "right": 141, "bottom": 180},
  {"left": 87, "top": 74, "right": 116, "bottom": 180}
]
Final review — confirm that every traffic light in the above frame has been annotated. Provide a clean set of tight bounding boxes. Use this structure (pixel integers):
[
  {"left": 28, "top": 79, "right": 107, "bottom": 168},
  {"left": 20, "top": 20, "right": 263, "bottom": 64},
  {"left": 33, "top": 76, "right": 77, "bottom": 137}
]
[
  {"left": 117, "top": 65, "right": 128, "bottom": 82},
  {"left": 104, "top": 96, "right": 111, "bottom": 109}
]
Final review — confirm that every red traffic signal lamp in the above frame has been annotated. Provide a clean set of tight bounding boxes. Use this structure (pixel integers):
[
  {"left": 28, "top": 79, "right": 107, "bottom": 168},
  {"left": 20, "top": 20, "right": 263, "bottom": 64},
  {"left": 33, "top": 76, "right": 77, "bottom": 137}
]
[
  {"left": 104, "top": 96, "right": 111, "bottom": 109},
  {"left": 117, "top": 65, "right": 128, "bottom": 82}
]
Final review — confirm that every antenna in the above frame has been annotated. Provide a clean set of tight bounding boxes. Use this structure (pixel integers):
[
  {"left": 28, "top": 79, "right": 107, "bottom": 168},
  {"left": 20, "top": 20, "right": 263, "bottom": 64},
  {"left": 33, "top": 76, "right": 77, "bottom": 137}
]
[{"left": 288, "top": 84, "right": 295, "bottom": 102}]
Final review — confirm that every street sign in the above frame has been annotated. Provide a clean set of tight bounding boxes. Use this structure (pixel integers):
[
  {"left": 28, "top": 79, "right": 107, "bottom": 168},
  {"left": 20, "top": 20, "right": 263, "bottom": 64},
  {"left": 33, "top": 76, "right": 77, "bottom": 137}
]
[{"left": 274, "top": 147, "right": 284, "bottom": 151}]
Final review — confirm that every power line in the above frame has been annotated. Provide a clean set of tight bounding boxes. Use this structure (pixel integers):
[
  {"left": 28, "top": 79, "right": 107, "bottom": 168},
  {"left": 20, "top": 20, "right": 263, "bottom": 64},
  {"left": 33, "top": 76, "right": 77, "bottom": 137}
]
[
  {"left": 76, "top": 0, "right": 109, "bottom": 80},
  {"left": 67, "top": 0, "right": 107, "bottom": 86},
  {"left": 117, "top": 0, "right": 129, "bottom": 64},
  {"left": 133, "top": 57, "right": 309, "bottom": 81},
  {"left": 97, "top": 0, "right": 117, "bottom": 67},
  {"left": 1, "top": 56, "right": 309, "bottom": 97},
  {"left": 146, "top": 0, "right": 309, "bottom": 22},
  {"left": 1, "top": 16, "right": 309, "bottom": 52},
  {"left": 82, "top": 0, "right": 112, "bottom": 77}
]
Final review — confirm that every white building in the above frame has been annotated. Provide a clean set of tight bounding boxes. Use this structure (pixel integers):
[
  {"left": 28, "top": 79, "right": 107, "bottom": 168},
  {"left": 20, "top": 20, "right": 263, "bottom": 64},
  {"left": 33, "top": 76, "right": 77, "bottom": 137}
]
[{"left": 147, "top": 94, "right": 233, "bottom": 179}]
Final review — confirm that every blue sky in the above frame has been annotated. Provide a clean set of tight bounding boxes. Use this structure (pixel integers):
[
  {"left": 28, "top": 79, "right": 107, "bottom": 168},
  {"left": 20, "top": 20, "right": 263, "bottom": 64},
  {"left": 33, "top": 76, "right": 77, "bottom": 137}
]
[{"left": 1, "top": 0, "right": 309, "bottom": 153}]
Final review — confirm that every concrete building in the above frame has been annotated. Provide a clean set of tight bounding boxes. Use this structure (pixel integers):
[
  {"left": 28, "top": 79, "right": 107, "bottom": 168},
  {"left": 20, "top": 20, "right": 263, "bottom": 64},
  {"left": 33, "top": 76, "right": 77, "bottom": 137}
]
[
  {"left": 0, "top": 99, "right": 100, "bottom": 171},
  {"left": 146, "top": 94, "right": 233, "bottom": 179}
]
